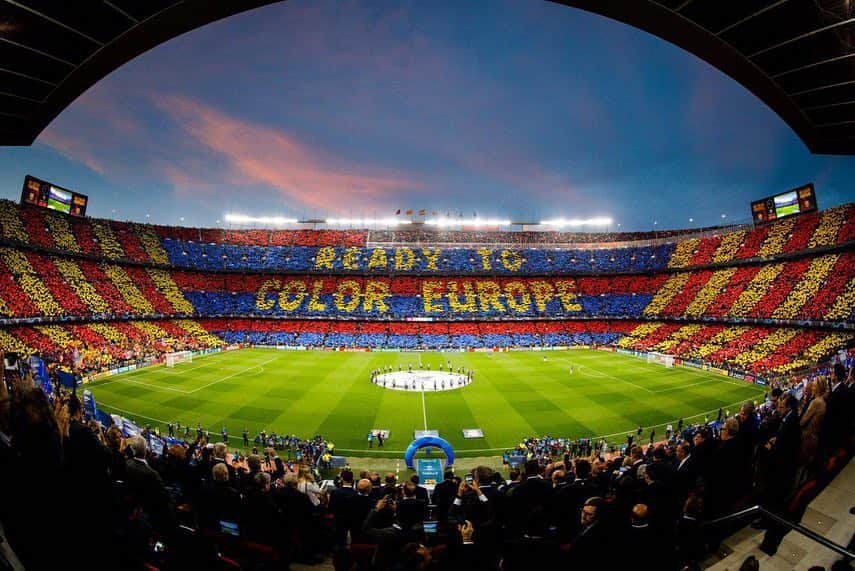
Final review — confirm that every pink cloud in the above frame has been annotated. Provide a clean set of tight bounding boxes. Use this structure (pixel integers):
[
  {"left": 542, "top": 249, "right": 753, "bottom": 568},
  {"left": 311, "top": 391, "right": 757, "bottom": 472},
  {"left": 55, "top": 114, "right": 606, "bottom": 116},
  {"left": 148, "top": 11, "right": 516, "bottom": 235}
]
[
  {"left": 152, "top": 95, "right": 422, "bottom": 211},
  {"left": 37, "top": 85, "right": 152, "bottom": 176}
]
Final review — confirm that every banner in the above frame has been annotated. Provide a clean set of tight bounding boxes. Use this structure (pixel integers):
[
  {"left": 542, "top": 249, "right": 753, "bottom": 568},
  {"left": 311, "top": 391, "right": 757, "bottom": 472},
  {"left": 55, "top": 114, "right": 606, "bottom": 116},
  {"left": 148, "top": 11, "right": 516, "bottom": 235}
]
[
  {"left": 30, "top": 356, "right": 51, "bottom": 394},
  {"left": 83, "top": 389, "right": 98, "bottom": 420},
  {"left": 57, "top": 370, "right": 78, "bottom": 389},
  {"left": 416, "top": 458, "right": 443, "bottom": 486},
  {"left": 121, "top": 417, "right": 141, "bottom": 437}
]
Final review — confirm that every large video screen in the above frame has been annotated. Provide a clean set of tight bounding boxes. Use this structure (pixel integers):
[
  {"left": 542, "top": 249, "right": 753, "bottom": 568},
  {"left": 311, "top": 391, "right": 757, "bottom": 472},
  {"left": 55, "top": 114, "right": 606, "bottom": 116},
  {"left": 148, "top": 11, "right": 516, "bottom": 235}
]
[
  {"left": 751, "top": 183, "right": 816, "bottom": 224},
  {"left": 21, "top": 175, "right": 88, "bottom": 217}
]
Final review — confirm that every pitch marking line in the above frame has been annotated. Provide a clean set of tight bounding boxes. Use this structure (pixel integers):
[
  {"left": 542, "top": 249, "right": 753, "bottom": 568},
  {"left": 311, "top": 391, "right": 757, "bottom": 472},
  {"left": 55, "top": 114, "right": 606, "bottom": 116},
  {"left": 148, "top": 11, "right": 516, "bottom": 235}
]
[
  {"left": 186, "top": 356, "right": 278, "bottom": 394},
  {"left": 421, "top": 390, "right": 428, "bottom": 430},
  {"left": 576, "top": 363, "right": 654, "bottom": 393},
  {"left": 94, "top": 356, "right": 277, "bottom": 393},
  {"left": 119, "top": 379, "right": 193, "bottom": 393}
]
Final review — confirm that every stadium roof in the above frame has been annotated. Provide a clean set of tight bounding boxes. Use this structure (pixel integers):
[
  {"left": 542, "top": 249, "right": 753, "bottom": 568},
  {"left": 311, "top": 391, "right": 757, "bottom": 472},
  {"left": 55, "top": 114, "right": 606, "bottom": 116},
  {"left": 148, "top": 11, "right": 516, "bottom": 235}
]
[{"left": 0, "top": 0, "right": 853, "bottom": 154}]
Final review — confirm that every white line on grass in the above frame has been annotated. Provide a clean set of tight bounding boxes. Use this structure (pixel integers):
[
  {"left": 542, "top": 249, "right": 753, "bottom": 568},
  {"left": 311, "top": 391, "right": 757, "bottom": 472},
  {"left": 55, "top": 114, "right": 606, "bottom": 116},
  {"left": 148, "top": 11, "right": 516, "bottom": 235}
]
[
  {"left": 421, "top": 390, "right": 427, "bottom": 430},
  {"left": 336, "top": 394, "right": 765, "bottom": 454},
  {"left": 578, "top": 363, "right": 654, "bottom": 393},
  {"left": 93, "top": 390, "right": 762, "bottom": 456},
  {"left": 186, "top": 356, "right": 278, "bottom": 394},
  {"left": 119, "top": 379, "right": 192, "bottom": 393}
]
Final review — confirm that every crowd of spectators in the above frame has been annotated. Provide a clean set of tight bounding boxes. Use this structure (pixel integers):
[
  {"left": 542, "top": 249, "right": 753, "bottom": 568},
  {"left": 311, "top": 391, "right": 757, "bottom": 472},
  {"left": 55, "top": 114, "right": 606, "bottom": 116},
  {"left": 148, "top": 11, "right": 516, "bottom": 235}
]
[
  {"left": 204, "top": 319, "right": 631, "bottom": 350},
  {"left": 1, "top": 361, "right": 851, "bottom": 570},
  {"left": 367, "top": 225, "right": 733, "bottom": 246},
  {"left": 160, "top": 241, "right": 678, "bottom": 273},
  {"left": 0, "top": 315, "right": 848, "bottom": 380},
  {"left": 2, "top": 201, "right": 851, "bottom": 273}
]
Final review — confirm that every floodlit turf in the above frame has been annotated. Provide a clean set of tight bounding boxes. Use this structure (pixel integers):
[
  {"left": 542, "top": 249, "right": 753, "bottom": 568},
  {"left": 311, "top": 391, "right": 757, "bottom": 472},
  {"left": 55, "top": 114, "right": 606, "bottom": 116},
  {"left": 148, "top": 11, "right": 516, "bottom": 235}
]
[{"left": 86, "top": 348, "right": 766, "bottom": 457}]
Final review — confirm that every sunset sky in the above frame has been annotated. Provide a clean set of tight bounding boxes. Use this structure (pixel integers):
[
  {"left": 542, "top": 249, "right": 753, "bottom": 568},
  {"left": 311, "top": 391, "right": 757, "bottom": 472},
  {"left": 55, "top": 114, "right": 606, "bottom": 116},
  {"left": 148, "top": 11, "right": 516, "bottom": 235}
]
[{"left": 1, "top": 0, "right": 853, "bottom": 230}]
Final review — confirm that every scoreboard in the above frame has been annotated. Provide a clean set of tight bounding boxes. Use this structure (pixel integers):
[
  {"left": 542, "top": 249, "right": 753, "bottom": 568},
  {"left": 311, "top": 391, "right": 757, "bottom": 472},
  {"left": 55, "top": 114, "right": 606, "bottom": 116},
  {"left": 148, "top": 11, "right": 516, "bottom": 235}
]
[
  {"left": 21, "top": 175, "right": 88, "bottom": 218},
  {"left": 751, "top": 183, "right": 817, "bottom": 224}
]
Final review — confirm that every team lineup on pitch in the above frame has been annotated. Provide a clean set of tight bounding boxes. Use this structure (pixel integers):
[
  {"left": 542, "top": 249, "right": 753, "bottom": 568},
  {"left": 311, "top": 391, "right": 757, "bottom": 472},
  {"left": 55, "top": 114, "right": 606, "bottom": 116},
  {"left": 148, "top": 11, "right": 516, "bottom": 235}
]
[{"left": 86, "top": 347, "right": 766, "bottom": 456}]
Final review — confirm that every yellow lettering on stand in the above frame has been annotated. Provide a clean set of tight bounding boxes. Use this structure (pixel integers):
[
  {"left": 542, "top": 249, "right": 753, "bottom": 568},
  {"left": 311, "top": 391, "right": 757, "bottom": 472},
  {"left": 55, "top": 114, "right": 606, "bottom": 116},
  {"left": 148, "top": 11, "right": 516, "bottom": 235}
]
[
  {"left": 422, "top": 248, "right": 441, "bottom": 271},
  {"left": 476, "top": 281, "right": 505, "bottom": 312},
  {"left": 530, "top": 281, "right": 555, "bottom": 312},
  {"left": 501, "top": 250, "right": 522, "bottom": 271},
  {"left": 368, "top": 248, "right": 388, "bottom": 269},
  {"left": 476, "top": 249, "right": 493, "bottom": 271},
  {"left": 395, "top": 248, "right": 415, "bottom": 270},
  {"left": 334, "top": 280, "right": 361, "bottom": 312},
  {"left": 556, "top": 280, "right": 582, "bottom": 311},
  {"left": 308, "top": 280, "right": 326, "bottom": 311},
  {"left": 447, "top": 281, "right": 477, "bottom": 312},
  {"left": 363, "top": 281, "right": 390, "bottom": 312},
  {"left": 423, "top": 281, "right": 443, "bottom": 313},
  {"left": 315, "top": 247, "right": 336, "bottom": 269},
  {"left": 504, "top": 281, "right": 531, "bottom": 312},
  {"left": 279, "top": 280, "right": 306, "bottom": 311},
  {"left": 255, "top": 279, "right": 281, "bottom": 310},
  {"left": 343, "top": 247, "right": 361, "bottom": 270}
]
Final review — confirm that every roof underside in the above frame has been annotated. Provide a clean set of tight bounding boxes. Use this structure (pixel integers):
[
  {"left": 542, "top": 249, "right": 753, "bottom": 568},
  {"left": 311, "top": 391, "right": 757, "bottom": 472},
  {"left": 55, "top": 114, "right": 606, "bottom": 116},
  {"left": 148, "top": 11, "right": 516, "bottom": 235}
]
[{"left": 0, "top": 0, "right": 853, "bottom": 154}]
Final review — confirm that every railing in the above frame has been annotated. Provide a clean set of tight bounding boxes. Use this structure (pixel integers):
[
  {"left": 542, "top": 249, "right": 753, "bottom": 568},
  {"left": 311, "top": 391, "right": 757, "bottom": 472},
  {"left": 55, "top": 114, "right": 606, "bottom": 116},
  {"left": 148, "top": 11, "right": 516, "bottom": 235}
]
[{"left": 701, "top": 505, "right": 855, "bottom": 560}]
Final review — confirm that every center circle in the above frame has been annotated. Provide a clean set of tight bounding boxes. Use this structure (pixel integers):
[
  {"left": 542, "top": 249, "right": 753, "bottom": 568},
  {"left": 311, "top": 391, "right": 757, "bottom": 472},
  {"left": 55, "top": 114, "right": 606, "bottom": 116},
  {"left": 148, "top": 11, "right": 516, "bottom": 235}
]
[{"left": 371, "top": 370, "right": 473, "bottom": 392}]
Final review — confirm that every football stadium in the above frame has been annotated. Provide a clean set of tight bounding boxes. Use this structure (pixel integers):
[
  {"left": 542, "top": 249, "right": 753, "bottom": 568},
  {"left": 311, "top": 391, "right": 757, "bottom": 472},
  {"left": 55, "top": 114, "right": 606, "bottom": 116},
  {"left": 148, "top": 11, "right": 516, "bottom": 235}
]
[{"left": 0, "top": 1, "right": 854, "bottom": 570}]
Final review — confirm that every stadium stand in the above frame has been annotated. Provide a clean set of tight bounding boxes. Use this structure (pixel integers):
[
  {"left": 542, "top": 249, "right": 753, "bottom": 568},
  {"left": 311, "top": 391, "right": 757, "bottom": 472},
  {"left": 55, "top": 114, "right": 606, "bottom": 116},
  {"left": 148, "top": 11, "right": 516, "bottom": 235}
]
[
  {"left": 0, "top": 199, "right": 851, "bottom": 380},
  {"left": 0, "top": 198, "right": 853, "bottom": 569}
]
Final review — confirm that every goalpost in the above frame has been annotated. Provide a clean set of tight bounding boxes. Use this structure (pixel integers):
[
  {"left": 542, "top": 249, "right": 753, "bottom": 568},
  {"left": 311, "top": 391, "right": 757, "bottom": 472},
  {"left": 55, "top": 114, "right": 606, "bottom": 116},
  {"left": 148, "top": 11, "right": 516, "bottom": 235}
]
[
  {"left": 647, "top": 352, "right": 674, "bottom": 368},
  {"left": 165, "top": 351, "right": 193, "bottom": 368}
]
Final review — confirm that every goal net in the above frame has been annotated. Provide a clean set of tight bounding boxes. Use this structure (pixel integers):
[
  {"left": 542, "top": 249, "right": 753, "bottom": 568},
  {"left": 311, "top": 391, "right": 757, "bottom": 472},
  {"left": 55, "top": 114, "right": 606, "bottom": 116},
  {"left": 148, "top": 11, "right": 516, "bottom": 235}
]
[
  {"left": 647, "top": 352, "right": 674, "bottom": 368},
  {"left": 165, "top": 351, "right": 193, "bottom": 368}
]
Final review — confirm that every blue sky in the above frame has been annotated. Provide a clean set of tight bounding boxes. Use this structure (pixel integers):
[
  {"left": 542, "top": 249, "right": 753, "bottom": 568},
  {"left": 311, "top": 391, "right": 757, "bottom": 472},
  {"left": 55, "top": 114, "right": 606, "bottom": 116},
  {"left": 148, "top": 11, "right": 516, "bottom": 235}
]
[{"left": 1, "top": 0, "right": 853, "bottom": 230}]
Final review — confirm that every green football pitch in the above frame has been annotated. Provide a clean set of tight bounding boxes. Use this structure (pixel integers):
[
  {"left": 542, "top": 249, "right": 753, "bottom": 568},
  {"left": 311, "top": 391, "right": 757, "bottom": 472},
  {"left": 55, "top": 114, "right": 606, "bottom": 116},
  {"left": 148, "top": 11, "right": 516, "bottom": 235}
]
[{"left": 86, "top": 348, "right": 766, "bottom": 457}]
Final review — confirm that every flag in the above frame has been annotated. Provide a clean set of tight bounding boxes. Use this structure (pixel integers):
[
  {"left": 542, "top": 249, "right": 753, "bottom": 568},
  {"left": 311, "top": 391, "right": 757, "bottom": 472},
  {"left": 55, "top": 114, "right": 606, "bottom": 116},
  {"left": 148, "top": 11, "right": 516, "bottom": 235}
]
[
  {"left": 83, "top": 389, "right": 98, "bottom": 420},
  {"left": 95, "top": 409, "right": 113, "bottom": 427},
  {"left": 30, "top": 356, "right": 51, "bottom": 394},
  {"left": 122, "top": 417, "right": 141, "bottom": 437},
  {"left": 58, "top": 370, "right": 78, "bottom": 389},
  {"left": 406, "top": 209, "right": 413, "bottom": 215},
  {"left": 419, "top": 209, "right": 426, "bottom": 216},
  {"left": 146, "top": 434, "right": 164, "bottom": 456},
  {"left": 395, "top": 209, "right": 401, "bottom": 215}
]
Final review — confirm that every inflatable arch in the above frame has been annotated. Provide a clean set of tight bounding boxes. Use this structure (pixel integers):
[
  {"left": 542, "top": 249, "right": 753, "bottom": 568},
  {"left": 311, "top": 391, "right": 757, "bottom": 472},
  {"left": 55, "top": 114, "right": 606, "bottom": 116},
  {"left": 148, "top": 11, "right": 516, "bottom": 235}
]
[{"left": 404, "top": 436, "right": 455, "bottom": 469}]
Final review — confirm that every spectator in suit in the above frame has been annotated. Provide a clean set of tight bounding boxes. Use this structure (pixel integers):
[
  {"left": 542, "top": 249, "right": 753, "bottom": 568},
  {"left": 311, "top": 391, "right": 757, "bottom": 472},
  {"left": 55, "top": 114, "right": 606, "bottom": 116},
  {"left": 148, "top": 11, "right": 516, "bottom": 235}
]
[
  {"left": 328, "top": 470, "right": 358, "bottom": 547},
  {"left": 196, "top": 462, "right": 241, "bottom": 531},
  {"left": 397, "top": 481, "right": 428, "bottom": 528},
  {"left": 238, "top": 453, "right": 262, "bottom": 493},
  {"left": 124, "top": 435, "right": 176, "bottom": 534},
  {"left": 673, "top": 441, "right": 698, "bottom": 501},
  {"left": 410, "top": 473, "right": 429, "bottom": 502},
  {"left": 566, "top": 497, "right": 609, "bottom": 567},
  {"left": 706, "top": 418, "right": 745, "bottom": 517},
  {"left": 105, "top": 424, "right": 128, "bottom": 482},
  {"left": 433, "top": 470, "right": 458, "bottom": 524},
  {"left": 381, "top": 472, "right": 398, "bottom": 499},
  {"left": 348, "top": 479, "right": 375, "bottom": 545},
  {"left": 212, "top": 441, "right": 238, "bottom": 487},
  {"left": 821, "top": 365, "right": 850, "bottom": 457},
  {"left": 759, "top": 394, "right": 801, "bottom": 555},
  {"left": 627, "top": 445, "right": 646, "bottom": 479},
  {"left": 553, "top": 459, "right": 599, "bottom": 540},
  {"left": 737, "top": 400, "right": 759, "bottom": 462},
  {"left": 675, "top": 496, "right": 706, "bottom": 569},
  {"left": 507, "top": 460, "right": 553, "bottom": 537},
  {"left": 273, "top": 473, "right": 315, "bottom": 548}
]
